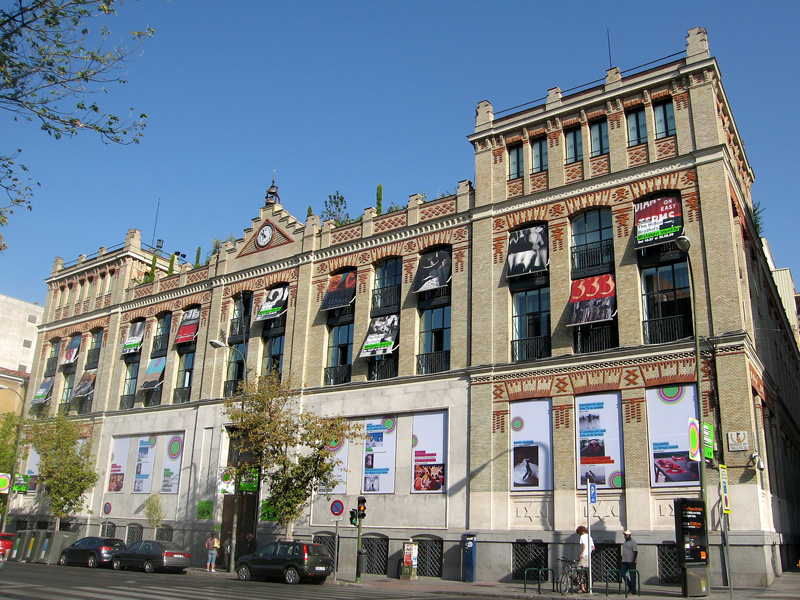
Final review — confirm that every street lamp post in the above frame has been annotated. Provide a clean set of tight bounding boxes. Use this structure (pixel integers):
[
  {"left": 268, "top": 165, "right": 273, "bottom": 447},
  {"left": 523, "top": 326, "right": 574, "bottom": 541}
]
[
  {"left": 0, "top": 385, "right": 24, "bottom": 533},
  {"left": 208, "top": 339, "right": 248, "bottom": 573}
]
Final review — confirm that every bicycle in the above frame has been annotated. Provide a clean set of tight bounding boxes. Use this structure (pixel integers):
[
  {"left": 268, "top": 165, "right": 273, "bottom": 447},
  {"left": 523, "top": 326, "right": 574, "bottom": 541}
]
[{"left": 558, "top": 556, "right": 588, "bottom": 594}]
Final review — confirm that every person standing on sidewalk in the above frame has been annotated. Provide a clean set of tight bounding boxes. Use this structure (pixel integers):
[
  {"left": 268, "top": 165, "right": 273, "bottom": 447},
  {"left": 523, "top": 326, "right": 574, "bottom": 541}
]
[
  {"left": 205, "top": 533, "right": 220, "bottom": 572},
  {"left": 576, "top": 525, "right": 595, "bottom": 593},
  {"left": 621, "top": 530, "right": 638, "bottom": 594}
]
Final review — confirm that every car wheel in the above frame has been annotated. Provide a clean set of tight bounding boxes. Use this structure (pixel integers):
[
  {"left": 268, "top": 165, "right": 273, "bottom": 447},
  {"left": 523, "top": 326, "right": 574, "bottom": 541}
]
[
  {"left": 58, "top": 553, "right": 67, "bottom": 566},
  {"left": 112, "top": 557, "right": 123, "bottom": 571},
  {"left": 283, "top": 566, "right": 299, "bottom": 584},
  {"left": 87, "top": 553, "right": 98, "bottom": 568},
  {"left": 237, "top": 564, "right": 251, "bottom": 581},
  {"left": 144, "top": 560, "right": 155, "bottom": 573},
  {"left": 313, "top": 576, "right": 327, "bottom": 585}
]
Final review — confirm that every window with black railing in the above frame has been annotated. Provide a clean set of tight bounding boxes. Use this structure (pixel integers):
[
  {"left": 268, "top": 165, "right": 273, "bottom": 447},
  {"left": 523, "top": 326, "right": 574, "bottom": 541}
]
[
  {"left": 120, "top": 357, "right": 139, "bottom": 409},
  {"left": 627, "top": 108, "right": 647, "bottom": 146},
  {"left": 75, "top": 395, "right": 93, "bottom": 415},
  {"left": 224, "top": 341, "right": 247, "bottom": 396},
  {"left": 571, "top": 209, "right": 614, "bottom": 275},
  {"left": 417, "top": 350, "right": 450, "bottom": 375},
  {"left": 370, "top": 353, "right": 398, "bottom": 380},
  {"left": 512, "top": 287, "right": 550, "bottom": 362},
  {"left": 175, "top": 349, "right": 194, "bottom": 403},
  {"left": 173, "top": 387, "right": 191, "bottom": 404},
  {"left": 119, "top": 394, "right": 135, "bottom": 410},
  {"left": 641, "top": 261, "right": 692, "bottom": 344},
  {"left": 372, "top": 284, "right": 401, "bottom": 312},
  {"left": 262, "top": 334, "right": 284, "bottom": 378},
  {"left": 574, "top": 322, "right": 618, "bottom": 354},
  {"left": 418, "top": 305, "right": 450, "bottom": 375},
  {"left": 326, "top": 323, "right": 353, "bottom": 385},
  {"left": 44, "top": 355, "right": 59, "bottom": 378},
  {"left": 229, "top": 292, "right": 253, "bottom": 340},
  {"left": 144, "top": 388, "right": 162, "bottom": 407},
  {"left": 224, "top": 379, "right": 243, "bottom": 397},
  {"left": 572, "top": 239, "right": 614, "bottom": 272},
  {"left": 654, "top": 101, "right": 676, "bottom": 140},
  {"left": 85, "top": 347, "right": 101, "bottom": 369},
  {"left": 508, "top": 144, "right": 524, "bottom": 180},
  {"left": 564, "top": 127, "right": 583, "bottom": 164},
  {"left": 151, "top": 313, "right": 171, "bottom": 358}
]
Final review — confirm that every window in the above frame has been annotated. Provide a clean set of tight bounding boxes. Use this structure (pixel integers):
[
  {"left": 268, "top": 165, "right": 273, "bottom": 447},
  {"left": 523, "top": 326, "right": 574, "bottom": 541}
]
[
  {"left": 508, "top": 144, "right": 524, "bottom": 179},
  {"left": 224, "top": 342, "right": 247, "bottom": 396},
  {"left": 263, "top": 334, "right": 284, "bottom": 377},
  {"left": 512, "top": 287, "right": 551, "bottom": 361},
  {"left": 590, "top": 120, "right": 609, "bottom": 157},
  {"left": 121, "top": 358, "right": 139, "bottom": 409},
  {"left": 151, "top": 312, "right": 172, "bottom": 357},
  {"left": 418, "top": 305, "right": 451, "bottom": 374},
  {"left": 564, "top": 127, "right": 583, "bottom": 164},
  {"left": 230, "top": 293, "right": 252, "bottom": 339},
  {"left": 325, "top": 323, "right": 353, "bottom": 385},
  {"left": 531, "top": 137, "right": 548, "bottom": 173},
  {"left": 627, "top": 108, "right": 647, "bottom": 146},
  {"left": 86, "top": 329, "right": 103, "bottom": 369},
  {"left": 571, "top": 209, "right": 614, "bottom": 274},
  {"left": 174, "top": 347, "right": 194, "bottom": 403},
  {"left": 27, "top": 314, "right": 37, "bottom": 324},
  {"left": 44, "top": 340, "right": 60, "bottom": 377},
  {"left": 641, "top": 261, "right": 692, "bottom": 344},
  {"left": 61, "top": 372, "right": 75, "bottom": 406},
  {"left": 654, "top": 101, "right": 676, "bottom": 139},
  {"left": 373, "top": 257, "right": 402, "bottom": 312},
  {"left": 22, "top": 339, "right": 32, "bottom": 348}
]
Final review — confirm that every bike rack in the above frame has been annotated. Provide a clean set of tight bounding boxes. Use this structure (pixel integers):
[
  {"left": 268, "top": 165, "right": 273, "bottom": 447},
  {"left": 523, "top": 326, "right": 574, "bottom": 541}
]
[
  {"left": 523, "top": 567, "right": 555, "bottom": 593},
  {"left": 605, "top": 568, "right": 641, "bottom": 597}
]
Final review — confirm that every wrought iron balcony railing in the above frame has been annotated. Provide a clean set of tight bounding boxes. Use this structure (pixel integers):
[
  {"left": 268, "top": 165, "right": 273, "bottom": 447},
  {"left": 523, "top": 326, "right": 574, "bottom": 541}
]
[
  {"left": 511, "top": 336, "right": 551, "bottom": 362},
  {"left": 416, "top": 351, "right": 450, "bottom": 375},
  {"left": 324, "top": 364, "right": 352, "bottom": 386}
]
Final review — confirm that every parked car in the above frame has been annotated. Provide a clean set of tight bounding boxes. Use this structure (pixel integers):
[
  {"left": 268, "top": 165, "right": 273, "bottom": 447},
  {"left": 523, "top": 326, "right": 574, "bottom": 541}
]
[
  {"left": 112, "top": 540, "right": 191, "bottom": 573},
  {"left": 58, "top": 537, "right": 127, "bottom": 568},
  {"left": 235, "top": 541, "right": 331, "bottom": 584},
  {"left": 0, "top": 533, "right": 15, "bottom": 559}
]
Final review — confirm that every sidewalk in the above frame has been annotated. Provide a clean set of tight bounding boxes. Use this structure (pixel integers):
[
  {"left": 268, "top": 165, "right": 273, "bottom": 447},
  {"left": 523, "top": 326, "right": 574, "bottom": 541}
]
[{"left": 335, "top": 569, "right": 800, "bottom": 600}]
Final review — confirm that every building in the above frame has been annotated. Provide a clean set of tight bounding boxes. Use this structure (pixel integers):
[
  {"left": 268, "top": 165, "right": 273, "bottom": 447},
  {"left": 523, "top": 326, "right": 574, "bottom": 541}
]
[
  {"left": 0, "top": 294, "right": 44, "bottom": 414},
  {"left": 11, "top": 28, "right": 800, "bottom": 586}
]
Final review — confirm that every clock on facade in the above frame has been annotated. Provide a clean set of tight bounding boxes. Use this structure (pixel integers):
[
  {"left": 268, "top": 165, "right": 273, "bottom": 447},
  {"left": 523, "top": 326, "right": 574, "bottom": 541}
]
[{"left": 255, "top": 223, "right": 274, "bottom": 248}]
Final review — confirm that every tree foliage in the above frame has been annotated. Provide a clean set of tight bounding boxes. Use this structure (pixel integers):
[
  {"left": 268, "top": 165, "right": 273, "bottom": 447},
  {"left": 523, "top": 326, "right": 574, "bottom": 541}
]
[
  {"left": 223, "top": 371, "right": 361, "bottom": 537},
  {"left": 376, "top": 183, "right": 383, "bottom": 216},
  {"left": 321, "top": 190, "right": 353, "bottom": 227},
  {"left": 0, "top": 413, "right": 20, "bottom": 514},
  {"left": 752, "top": 200, "right": 765, "bottom": 236},
  {"left": 0, "top": 0, "right": 154, "bottom": 249},
  {"left": 24, "top": 413, "right": 99, "bottom": 528},
  {"left": 143, "top": 494, "right": 164, "bottom": 530}
]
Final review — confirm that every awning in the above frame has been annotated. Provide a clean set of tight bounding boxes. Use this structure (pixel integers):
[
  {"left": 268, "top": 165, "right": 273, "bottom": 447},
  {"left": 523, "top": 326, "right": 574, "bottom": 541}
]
[
  {"left": 31, "top": 377, "right": 54, "bottom": 404},
  {"left": 507, "top": 225, "right": 549, "bottom": 278},
  {"left": 567, "top": 274, "right": 616, "bottom": 327},
  {"left": 634, "top": 195, "right": 683, "bottom": 249},
  {"left": 140, "top": 356, "right": 166, "bottom": 390},
  {"left": 412, "top": 249, "right": 452, "bottom": 293},
  {"left": 321, "top": 271, "right": 356, "bottom": 311},
  {"left": 255, "top": 285, "right": 289, "bottom": 321},
  {"left": 73, "top": 370, "right": 97, "bottom": 398},
  {"left": 360, "top": 314, "right": 400, "bottom": 358},
  {"left": 122, "top": 321, "right": 146, "bottom": 355},
  {"left": 175, "top": 307, "right": 201, "bottom": 344},
  {"left": 62, "top": 335, "right": 82, "bottom": 365}
]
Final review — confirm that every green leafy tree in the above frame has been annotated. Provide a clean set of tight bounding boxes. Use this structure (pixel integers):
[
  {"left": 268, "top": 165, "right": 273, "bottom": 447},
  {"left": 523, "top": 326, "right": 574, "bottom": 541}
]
[
  {"left": 0, "top": 413, "right": 21, "bottom": 517},
  {"left": 376, "top": 183, "right": 383, "bottom": 216},
  {"left": 143, "top": 494, "right": 165, "bottom": 531},
  {"left": 0, "top": 0, "right": 154, "bottom": 250},
  {"left": 25, "top": 413, "right": 99, "bottom": 530},
  {"left": 321, "top": 190, "right": 353, "bottom": 227},
  {"left": 307, "top": 205, "right": 313, "bottom": 218},
  {"left": 194, "top": 246, "right": 202, "bottom": 268},
  {"left": 223, "top": 371, "right": 361, "bottom": 539},
  {"left": 204, "top": 233, "right": 236, "bottom": 265},
  {"left": 167, "top": 253, "right": 176, "bottom": 276},
  {"left": 752, "top": 201, "right": 765, "bottom": 236}
]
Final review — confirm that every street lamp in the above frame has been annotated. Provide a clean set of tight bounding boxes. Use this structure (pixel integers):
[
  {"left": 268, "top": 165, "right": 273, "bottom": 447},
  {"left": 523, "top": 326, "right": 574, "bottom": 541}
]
[{"left": 0, "top": 385, "right": 24, "bottom": 533}]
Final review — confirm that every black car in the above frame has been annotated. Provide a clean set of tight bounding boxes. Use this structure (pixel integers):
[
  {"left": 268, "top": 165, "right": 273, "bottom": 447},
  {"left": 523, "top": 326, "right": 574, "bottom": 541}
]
[
  {"left": 235, "top": 541, "right": 331, "bottom": 584},
  {"left": 112, "top": 540, "right": 191, "bottom": 573},
  {"left": 58, "top": 537, "right": 127, "bottom": 568}
]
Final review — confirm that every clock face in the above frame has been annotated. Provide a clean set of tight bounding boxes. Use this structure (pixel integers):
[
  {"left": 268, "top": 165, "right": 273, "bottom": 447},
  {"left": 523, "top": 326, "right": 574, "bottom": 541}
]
[{"left": 255, "top": 223, "right": 274, "bottom": 248}]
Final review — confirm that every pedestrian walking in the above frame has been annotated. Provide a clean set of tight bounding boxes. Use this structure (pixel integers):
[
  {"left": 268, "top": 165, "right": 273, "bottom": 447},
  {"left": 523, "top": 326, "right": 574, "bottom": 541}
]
[
  {"left": 621, "top": 530, "right": 639, "bottom": 593},
  {"left": 205, "top": 533, "right": 220, "bottom": 572}
]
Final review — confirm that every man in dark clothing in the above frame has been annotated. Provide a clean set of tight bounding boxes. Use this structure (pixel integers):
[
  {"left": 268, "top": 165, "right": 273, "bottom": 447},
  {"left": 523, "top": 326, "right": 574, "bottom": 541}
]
[
  {"left": 246, "top": 533, "right": 258, "bottom": 554},
  {"left": 621, "top": 530, "right": 639, "bottom": 594}
]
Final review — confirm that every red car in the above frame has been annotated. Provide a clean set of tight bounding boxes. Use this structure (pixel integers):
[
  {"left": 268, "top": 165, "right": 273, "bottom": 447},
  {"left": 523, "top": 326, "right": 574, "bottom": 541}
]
[{"left": 0, "top": 533, "right": 15, "bottom": 559}]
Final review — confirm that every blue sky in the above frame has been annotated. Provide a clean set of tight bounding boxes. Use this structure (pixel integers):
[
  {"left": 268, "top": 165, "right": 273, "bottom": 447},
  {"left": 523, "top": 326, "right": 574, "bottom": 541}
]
[{"left": 2, "top": 1, "right": 799, "bottom": 305}]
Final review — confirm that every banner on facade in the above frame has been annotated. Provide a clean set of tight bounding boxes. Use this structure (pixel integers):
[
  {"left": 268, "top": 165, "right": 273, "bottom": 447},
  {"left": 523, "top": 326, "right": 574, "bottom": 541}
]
[
  {"left": 121, "top": 321, "right": 145, "bottom": 355},
  {"left": 73, "top": 370, "right": 97, "bottom": 398},
  {"left": 567, "top": 274, "right": 616, "bottom": 326},
  {"left": 507, "top": 225, "right": 549, "bottom": 278},
  {"left": 635, "top": 195, "right": 683, "bottom": 248},
  {"left": 140, "top": 357, "right": 166, "bottom": 390},
  {"left": 646, "top": 385, "right": 700, "bottom": 487},
  {"left": 133, "top": 436, "right": 156, "bottom": 494},
  {"left": 175, "top": 308, "right": 200, "bottom": 344},
  {"left": 412, "top": 249, "right": 451, "bottom": 293},
  {"left": 26, "top": 446, "right": 40, "bottom": 492},
  {"left": 575, "top": 392, "right": 625, "bottom": 489},
  {"left": 360, "top": 315, "right": 399, "bottom": 358},
  {"left": 321, "top": 271, "right": 356, "bottom": 311},
  {"left": 197, "top": 500, "right": 213, "bottom": 520},
  {"left": 362, "top": 416, "right": 397, "bottom": 494},
  {"left": 412, "top": 411, "right": 447, "bottom": 493},
  {"left": 161, "top": 433, "right": 184, "bottom": 494},
  {"left": 323, "top": 436, "right": 349, "bottom": 494},
  {"left": 255, "top": 285, "right": 289, "bottom": 321},
  {"left": 62, "top": 335, "right": 82, "bottom": 365},
  {"left": 32, "top": 377, "right": 54, "bottom": 404},
  {"left": 107, "top": 437, "right": 130, "bottom": 492},
  {"left": 510, "top": 399, "right": 553, "bottom": 491}
]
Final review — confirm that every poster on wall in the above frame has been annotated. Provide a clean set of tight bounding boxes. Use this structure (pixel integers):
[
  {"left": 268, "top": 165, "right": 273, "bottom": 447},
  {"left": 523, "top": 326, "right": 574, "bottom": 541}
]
[
  {"left": 362, "top": 416, "right": 397, "bottom": 494},
  {"left": 510, "top": 399, "right": 553, "bottom": 491},
  {"left": 360, "top": 315, "right": 399, "bottom": 358},
  {"left": 107, "top": 437, "right": 130, "bottom": 492},
  {"left": 161, "top": 433, "right": 184, "bottom": 494},
  {"left": 567, "top": 275, "right": 616, "bottom": 326},
  {"left": 26, "top": 446, "right": 40, "bottom": 492},
  {"left": 255, "top": 285, "right": 289, "bottom": 321},
  {"left": 575, "top": 392, "right": 625, "bottom": 489},
  {"left": 634, "top": 195, "right": 683, "bottom": 248},
  {"left": 507, "top": 225, "right": 549, "bottom": 277},
  {"left": 646, "top": 385, "right": 700, "bottom": 487},
  {"left": 133, "top": 436, "right": 156, "bottom": 493},
  {"left": 411, "top": 411, "right": 447, "bottom": 493},
  {"left": 324, "top": 437, "right": 349, "bottom": 494}
]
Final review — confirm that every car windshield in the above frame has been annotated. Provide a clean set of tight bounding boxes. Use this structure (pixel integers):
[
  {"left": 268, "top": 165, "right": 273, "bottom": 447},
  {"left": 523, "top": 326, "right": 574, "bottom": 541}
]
[
  {"left": 157, "top": 541, "right": 183, "bottom": 551},
  {"left": 103, "top": 539, "right": 126, "bottom": 549}
]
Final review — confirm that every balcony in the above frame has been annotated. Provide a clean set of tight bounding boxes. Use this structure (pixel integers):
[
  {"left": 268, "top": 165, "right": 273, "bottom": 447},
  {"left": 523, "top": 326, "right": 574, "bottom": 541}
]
[
  {"left": 571, "top": 239, "right": 614, "bottom": 274},
  {"left": 44, "top": 357, "right": 59, "bottom": 377},
  {"left": 324, "top": 364, "right": 352, "bottom": 386},
  {"left": 85, "top": 347, "right": 101, "bottom": 369},
  {"left": 224, "top": 379, "right": 244, "bottom": 397},
  {"left": 144, "top": 389, "right": 162, "bottom": 407},
  {"left": 574, "top": 324, "right": 618, "bottom": 354},
  {"left": 229, "top": 318, "right": 249, "bottom": 340},
  {"left": 369, "top": 355, "right": 398, "bottom": 381},
  {"left": 511, "top": 336, "right": 551, "bottom": 362},
  {"left": 151, "top": 333, "right": 170, "bottom": 357},
  {"left": 173, "top": 387, "right": 191, "bottom": 404},
  {"left": 417, "top": 350, "right": 450, "bottom": 375},
  {"left": 372, "top": 284, "right": 401, "bottom": 312},
  {"left": 643, "top": 314, "right": 693, "bottom": 344},
  {"left": 119, "top": 394, "right": 135, "bottom": 410},
  {"left": 75, "top": 396, "right": 93, "bottom": 415}
]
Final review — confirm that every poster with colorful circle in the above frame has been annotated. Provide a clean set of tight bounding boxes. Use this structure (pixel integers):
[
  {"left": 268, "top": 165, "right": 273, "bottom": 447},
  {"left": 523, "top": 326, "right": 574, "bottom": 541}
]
[
  {"left": 0, "top": 473, "right": 10, "bottom": 494},
  {"left": 510, "top": 399, "right": 553, "bottom": 491},
  {"left": 321, "top": 436, "right": 348, "bottom": 495},
  {"left": 646, "top": 385, "right": 700, "bottom": 487},
  {"left": 576, "top": 392, "right": 625, "bottom": 490},
  {"left": 161, "top": 433, "right": 184, "bottom": 494},
  {"left": 362, "top": 415, "right": 397, "bottom": 494}
]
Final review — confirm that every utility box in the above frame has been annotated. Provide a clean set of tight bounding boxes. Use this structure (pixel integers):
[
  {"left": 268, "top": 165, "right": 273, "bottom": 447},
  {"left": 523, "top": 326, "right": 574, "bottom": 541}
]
[
  {"left": 674, "top": 498, "right": 709, "bottom": 597},
  {"left": 400, "top": 541, "right": 418, "bottom": 580},
  {"left": 462, "top": 532, "right": 477, "bottom": 582},
  {"left": 34, "top": 530, "right": 77, "bottom": 564},
  {"left": 683, "top": 567, "right": 709, "bottom": 597},
  {"left": 8, "top": 530, "right": 36, "bottom": 562}
]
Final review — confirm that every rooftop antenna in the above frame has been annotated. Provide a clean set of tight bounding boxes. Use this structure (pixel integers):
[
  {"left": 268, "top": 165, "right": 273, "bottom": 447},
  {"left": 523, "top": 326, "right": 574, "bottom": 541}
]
[
  {"left": 607, "top": 29, "right": 613, "bottom": 70},
  {"left": 151, "top": 198, "right": 161, "bottom": 247}
]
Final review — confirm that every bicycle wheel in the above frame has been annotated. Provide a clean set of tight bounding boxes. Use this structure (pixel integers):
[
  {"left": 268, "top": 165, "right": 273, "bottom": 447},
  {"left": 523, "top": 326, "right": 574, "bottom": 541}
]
[
  {"left": 558, "top": 568, "right": 572, "bottom": 594},
  {"left": 575, "top": 568, "right": 588, "bottom": 593}
]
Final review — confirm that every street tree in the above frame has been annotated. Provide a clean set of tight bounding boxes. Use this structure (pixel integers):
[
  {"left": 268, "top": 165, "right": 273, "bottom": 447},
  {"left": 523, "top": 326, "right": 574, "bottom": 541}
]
[
  {"left": 143, "top": 494, "right": 165, "bottom": 532},
  {"left": 223, "top": 370, "right": 361, "bottom": 539},
  {"left": 0, "top": 413, "right": 20, "bottom": 516},
  {"left": 25, "top": 413, "right": 99, "bottom": 530},
  {"left": 0, "top": 0, "right": 154, "bottom": 250}
]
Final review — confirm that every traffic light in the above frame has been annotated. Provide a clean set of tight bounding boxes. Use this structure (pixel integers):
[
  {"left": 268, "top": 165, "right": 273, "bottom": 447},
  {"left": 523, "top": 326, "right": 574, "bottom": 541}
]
[
  {"left": 349, "top": 509, "right": 357, "bottom": 526},
  {"left": 357, "top": 496, "right": 367, "bottom": 520}
]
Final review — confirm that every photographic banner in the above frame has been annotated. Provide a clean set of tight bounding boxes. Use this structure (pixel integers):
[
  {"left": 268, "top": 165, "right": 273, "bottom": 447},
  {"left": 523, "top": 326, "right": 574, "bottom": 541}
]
[
  {"left": 510, "top": 399, "right": 553, "bottom": 491},
  {"left": 175, "top": 307, "right": 200, "bottom": 343},
  {"left": 635, "top": 195, "right": 683, "bottom": 248},
  {"left": 107, "top": 437, "right": 130, "bottom": 492},
  {"left": 140, "top": 357, "right": 166, "bottom": 390},
  {"left": 646, "top": 385, "right": 700, "bottom": 487},
  {"left": 133, "top": 436, "right": 156, "bottom": 494},
  {"left": 161, "top": 433, "right": 184, "bottom": 494},
  {"left": 324, "top": 436, "right": 349, "bottom": 494},
  {"left": 412, "top": 249, "right": 451, "bottom": 293},
  {"left": 363, "top": 416, "right": 397, "bottom": 494},
  {"left": 73, "top": 370, "right": 96, "bottom": 398},
  {"left": 412, "top": 411, "right": 447, "bottom": 493},
  {"left": 567, "top": 274, "right": 616, "bottom": 326},
  {"left": 121, "top": 320, "right": 145, "bottom": 355},
  {"left": 507, "top": 225, "right": 549, "bottom": 278},
  {"left": 32, "top": 377, "right": 54, "bottom": 403},
  {"left": 576, "top": 392, "right": 625, "bottom": 489},
  {"left": 321, "top": 271, "right": 356, "bottom": 311},
  {"left": 26, "top": 446, "right": 40, "bottom": 492},
  {"left": 360, "top": 315, "right": 399, "bottom": 357},
  {"left": 62, "top": 335, "right": 81, "bottom": 365},
  {"left": 255, "top": 285, "right": 289, "bottom": 321}
]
